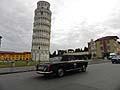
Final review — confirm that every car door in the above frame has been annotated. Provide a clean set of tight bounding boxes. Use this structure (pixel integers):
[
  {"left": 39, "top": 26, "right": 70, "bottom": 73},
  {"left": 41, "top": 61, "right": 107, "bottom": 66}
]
[{"left": 64, "top": 61, "right": 74, "bottom": 71}]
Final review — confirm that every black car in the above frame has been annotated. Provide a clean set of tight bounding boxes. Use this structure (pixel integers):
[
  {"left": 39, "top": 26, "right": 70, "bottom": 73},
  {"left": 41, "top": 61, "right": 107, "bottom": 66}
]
[{"left": 36, "top": 60, "right": 88, "bottom": 77}]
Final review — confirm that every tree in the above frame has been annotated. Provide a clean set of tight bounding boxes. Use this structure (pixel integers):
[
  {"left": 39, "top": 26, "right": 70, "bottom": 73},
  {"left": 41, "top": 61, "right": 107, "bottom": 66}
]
[
  {"left": 68, "top": 49, "right": 74, "bottom": 53},
  {"left": 49, "top": 52, "right": 52, "bottom": 58},
  {"left": 58, "top": 50, "right": 67, "bottom": 55},
  {"left": 84, "top": 47, "right": 88, "bottom": 51},
  {"left": 52, "top": 51, "right": 57, "bottom": 57},
  {"left": 75, "top": 48, "right": 81, "bottom": 52}
]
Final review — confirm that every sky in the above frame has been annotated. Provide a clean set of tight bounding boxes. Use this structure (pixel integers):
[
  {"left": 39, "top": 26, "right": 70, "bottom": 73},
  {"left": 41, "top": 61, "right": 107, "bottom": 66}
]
[{"left": 0, "top": 0, "right": 120, "bottom": 53}]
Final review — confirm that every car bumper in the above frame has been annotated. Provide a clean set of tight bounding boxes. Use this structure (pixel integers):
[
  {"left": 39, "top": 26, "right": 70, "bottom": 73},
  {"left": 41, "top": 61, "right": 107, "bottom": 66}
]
[
  {"left": 36, "top": 71, "right": 53, "bottom": 74},
  {"left": 111, "top": 60, "right": 120, "bottom": 63}
]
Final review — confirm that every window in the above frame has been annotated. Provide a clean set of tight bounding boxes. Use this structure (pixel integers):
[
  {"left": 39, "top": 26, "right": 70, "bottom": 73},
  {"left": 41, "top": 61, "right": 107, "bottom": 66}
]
[
  {"left": 107, "top": 46, "right": 110, "bottom": 50},
  {"left": 100, "top": 41, "right": 102, "bottom": 44},
  {"left": 101, "top": 47, "right": 103, "bottom": 50},
  {"left": 41, "top": 11, "right": 43, "bottom": 15}
]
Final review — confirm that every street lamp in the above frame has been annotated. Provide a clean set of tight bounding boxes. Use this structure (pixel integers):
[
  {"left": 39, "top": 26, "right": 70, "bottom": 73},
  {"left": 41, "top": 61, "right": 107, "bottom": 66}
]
[
  {"left": 39, "top": 46, "right": 40, "bottom": 64},
  {"left": 0, "top": 36, "right": 2, "bottom": 47}
]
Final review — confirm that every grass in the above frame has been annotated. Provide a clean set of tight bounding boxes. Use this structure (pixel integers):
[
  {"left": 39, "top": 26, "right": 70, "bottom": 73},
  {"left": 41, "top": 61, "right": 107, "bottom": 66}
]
[
  {"left": 0, "top": 61, "right": 36, "bottom": 68},
  {"left": 0, "top": 61, "right": 11, "bottom": 68}
]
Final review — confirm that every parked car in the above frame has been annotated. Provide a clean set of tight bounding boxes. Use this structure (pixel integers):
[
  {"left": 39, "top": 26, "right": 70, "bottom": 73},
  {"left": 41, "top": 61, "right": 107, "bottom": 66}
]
[
  {"left": 108, "top": 53, "right": 117, "bottom": 60},
  {"left": 111, "top": 55, "right": 120, "bottom": 64}
]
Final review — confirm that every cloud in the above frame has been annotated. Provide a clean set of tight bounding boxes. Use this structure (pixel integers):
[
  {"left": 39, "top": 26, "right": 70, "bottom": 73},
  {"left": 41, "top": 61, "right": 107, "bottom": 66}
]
[
  {"left": 0, "top": 0, "right": 34, "bottom": 51},
  {"left": 0, "top": 0, "right": 120, "bottom": 53}
]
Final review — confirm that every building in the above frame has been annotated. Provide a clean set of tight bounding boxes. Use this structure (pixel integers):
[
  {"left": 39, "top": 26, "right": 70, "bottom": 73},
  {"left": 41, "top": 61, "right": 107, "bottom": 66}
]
[
  {"left": 31, "top": 1, "right": 52, "bottom": 62},
  {"left": 95, "top": 36, "right": 120, "bottom": 58},
  {"left": 117, "top": 42, "right": 120, "bottom": 54},
  {"left": 0, "top": 51, "right": 31, "bottom": 61},
  {"left": 88, "top": 39, "right": 96, "bottom": 59}
]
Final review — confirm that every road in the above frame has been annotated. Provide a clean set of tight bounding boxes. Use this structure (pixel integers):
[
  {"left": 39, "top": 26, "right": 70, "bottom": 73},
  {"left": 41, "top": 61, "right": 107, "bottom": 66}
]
[{"left": 0, "top": 63, "right": 120, "bottom": 90}]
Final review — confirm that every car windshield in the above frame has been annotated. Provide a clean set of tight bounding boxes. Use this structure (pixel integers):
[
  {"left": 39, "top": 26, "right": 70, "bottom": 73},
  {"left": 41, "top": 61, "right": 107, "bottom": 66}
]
[{"left": 50, "top": 57, "right": 62, "bottom": 62}]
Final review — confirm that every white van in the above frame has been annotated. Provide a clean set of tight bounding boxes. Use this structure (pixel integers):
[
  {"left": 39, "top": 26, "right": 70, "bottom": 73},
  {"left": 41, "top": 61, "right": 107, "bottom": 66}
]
[{"left": 109, "top": 53, "right": 117, "bottom": 59}]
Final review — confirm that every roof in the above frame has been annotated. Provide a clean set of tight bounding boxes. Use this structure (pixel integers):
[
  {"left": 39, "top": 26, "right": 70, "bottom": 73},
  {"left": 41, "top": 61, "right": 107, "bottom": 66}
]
[
  {"left": 95, "top": 36, "right": 119, "bottom": 42},
  {"left": 0, "top": 51, "right": 31, "bottom": 54},
  {"left": 37, "top": 1, "right": 50, "bottom": 6},
  {"left": 23, "top": 52, "right": 31, "bottom": 54},
  {"left": 118, "top": 41, "right": 120, "bottom": 44},
  {"left": 0, "top": 51, "right": 15, "bottom": 54}
]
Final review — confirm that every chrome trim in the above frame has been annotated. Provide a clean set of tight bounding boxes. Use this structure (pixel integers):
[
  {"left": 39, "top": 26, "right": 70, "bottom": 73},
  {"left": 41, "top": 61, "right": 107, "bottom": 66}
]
[
  {"left": 66, "top": 68, "right": 81, "bottom": 72},
  {"left": 36, "top": 71, "right": 53, "bottom": 74}
]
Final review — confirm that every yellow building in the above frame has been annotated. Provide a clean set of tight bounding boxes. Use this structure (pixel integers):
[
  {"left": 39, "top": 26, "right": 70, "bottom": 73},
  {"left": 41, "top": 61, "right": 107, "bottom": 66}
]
[
  {"left": 95, "top": 36, "right": 119, "bottom": 58},
  {"left": 0, "top": 51, "right": 31, "bottom": 61}
]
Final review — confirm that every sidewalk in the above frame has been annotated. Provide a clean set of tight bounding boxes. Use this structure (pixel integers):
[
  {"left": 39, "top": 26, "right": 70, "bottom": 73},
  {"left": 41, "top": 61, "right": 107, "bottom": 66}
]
[
  {"left": 0, "top": 66, "right": 35, "bottom": 75},
  {"left": 0, "top": 59, "right": 111, "bottom": 75},
  {"left": 88, "top": 59, "right": 111, "bottom": 65}
]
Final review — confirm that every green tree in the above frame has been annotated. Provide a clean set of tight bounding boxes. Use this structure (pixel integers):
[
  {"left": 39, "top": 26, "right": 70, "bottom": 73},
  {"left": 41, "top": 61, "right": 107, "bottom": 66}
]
[
  {"left": 75, "top": 48, "right": 81, "bottom": 52},
  {"left": 84, "top": 47, "right": 88, "bottom": 51},
  {"left": 52, "top": 51, "right": 57, "bottom": 57}
]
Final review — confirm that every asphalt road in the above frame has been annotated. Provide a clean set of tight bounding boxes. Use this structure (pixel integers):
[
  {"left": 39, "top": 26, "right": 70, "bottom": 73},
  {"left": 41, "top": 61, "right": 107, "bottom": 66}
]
[{"left": 0, "top": 63, "right": 120, "bottom": 90}]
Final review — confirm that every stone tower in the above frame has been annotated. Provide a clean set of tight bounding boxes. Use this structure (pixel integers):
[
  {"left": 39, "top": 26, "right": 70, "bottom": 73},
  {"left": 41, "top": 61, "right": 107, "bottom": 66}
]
[{"left": 31, "top": 1, "right": 51, "bottom": 62}]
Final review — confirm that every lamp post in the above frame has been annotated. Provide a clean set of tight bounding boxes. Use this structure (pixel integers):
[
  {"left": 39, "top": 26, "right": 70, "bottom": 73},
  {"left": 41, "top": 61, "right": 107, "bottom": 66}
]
[
  {"left": 0, "top": 36, "right": 2, "bottom": 48},
  {"left": 39, "top": 46, "right": 40, "bottom": 64}
]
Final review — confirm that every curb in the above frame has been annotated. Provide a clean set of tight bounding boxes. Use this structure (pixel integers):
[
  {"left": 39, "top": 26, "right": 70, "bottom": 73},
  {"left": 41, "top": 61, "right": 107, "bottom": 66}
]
[
  {"left": 0, "top": 69, "right": 35, "bottom": 75},
  {"left": 88, "top": 60, "right": 111, "bottom": 65}
]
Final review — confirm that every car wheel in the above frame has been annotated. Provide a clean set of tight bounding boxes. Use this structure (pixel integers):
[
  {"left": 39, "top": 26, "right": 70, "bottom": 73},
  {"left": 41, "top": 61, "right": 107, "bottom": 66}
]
[
  {"left": 44, "top": 74, "right": 49, "bottom": 77},
  {"left": 57, "top": 68, "right": 64, "bottom": 77},
  {"left": 81, "top": 65, "right": 86, "bottom": 72}
]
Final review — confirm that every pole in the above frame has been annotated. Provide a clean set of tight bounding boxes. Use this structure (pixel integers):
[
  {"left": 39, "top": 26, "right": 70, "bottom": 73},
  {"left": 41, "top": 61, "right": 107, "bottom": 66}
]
[
  {"left": 39, "top": 47, "right": 40, "bottom": 64},
  {"left": 0, "top": 36, "right": 2, "bottom": 48}
]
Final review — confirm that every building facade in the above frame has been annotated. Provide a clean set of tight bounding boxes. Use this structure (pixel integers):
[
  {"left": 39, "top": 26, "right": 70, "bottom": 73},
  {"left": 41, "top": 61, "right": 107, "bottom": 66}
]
[
  {"left": 95, "top": 36, "right": 119, "bottom": 58},
  {"left": 88, "top": 36, "right": 120, "bottom": 59},
  {"left": 0, "top": 51, "right": 31, "bottom": 61},
  {"left": 117, "top": 42, "right": 120, "bottom": 54},
  {"left": 88, "top": 39, "right": 96, "bottom": 59},
  {"left": 31, "top": 1, "right": 51, "bottom": 62}
]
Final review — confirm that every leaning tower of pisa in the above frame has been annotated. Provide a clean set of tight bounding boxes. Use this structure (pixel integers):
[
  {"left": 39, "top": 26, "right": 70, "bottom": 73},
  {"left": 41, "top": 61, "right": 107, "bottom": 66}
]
[{"left": 31, "top": 1, "right": 51, "bottom": 62}]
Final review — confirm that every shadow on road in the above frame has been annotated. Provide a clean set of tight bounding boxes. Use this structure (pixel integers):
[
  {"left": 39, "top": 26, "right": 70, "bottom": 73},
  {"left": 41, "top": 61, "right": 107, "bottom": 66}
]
[
  {"left": 0, "top": 83, "right": 4, "bottom": 90},
  {"left": 32, "top": 71, "right": 89, "bottom": 80}
]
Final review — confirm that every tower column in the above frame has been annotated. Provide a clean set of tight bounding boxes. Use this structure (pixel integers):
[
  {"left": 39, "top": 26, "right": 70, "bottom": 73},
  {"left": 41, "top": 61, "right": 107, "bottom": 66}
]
[{"left": 31, "top": 1, "right": 51, "bottom": 62}]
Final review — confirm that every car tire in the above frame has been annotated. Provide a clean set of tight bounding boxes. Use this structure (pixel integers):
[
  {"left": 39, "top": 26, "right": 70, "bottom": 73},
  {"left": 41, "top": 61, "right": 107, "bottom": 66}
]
[
  {"left": 44, "top": 74, "right": 49, "bottom": 77},
  {"left": 57, "top": 68, "right": 64, "bottom": 77},
  {"left": 81, "top": 65, "right": 86, "bottom": 72}
]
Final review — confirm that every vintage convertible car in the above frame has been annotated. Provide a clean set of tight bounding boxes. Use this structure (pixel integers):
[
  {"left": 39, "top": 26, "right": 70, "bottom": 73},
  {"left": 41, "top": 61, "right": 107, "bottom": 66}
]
[{"left": 36, "top": 59, "right": 88, "bottom": 77}]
